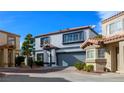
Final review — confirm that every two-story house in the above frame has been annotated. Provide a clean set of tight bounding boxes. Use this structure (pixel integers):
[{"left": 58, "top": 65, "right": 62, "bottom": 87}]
[
  {"left": 81, "top": 11, "right": 124, "bottom": 73},
  {"left": 0, "top": 30, "right": 20, "bottom": 67},
  {"left": 34, "top": 26, "right": 98, "bottom": 67}
]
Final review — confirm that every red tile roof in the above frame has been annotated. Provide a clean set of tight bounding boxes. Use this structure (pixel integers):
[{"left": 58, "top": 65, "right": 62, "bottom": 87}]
[
  {"left": 81, "top": 34, "right": 124, "bottom": 49},
  {"left": 104, "top": 34, "right": 124, "bottom": 44},
  {"left": 43, "top": 44, "right": 58, "bottom": 50},
  {"left": 80, "top": 38, "right": 104, "bottom": 49}
]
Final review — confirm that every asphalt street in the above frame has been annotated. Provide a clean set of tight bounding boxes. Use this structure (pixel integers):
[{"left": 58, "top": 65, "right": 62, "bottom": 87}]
[{"left": 0, "top": 67, "right": 124, "bottom": 82}]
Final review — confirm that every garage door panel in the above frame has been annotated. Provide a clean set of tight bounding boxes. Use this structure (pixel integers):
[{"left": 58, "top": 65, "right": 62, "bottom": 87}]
[{"left": 57, "top": 52, "right": 85, "bottom": 66}]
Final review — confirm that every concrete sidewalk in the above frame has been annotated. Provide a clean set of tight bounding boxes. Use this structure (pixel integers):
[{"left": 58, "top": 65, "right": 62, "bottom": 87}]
[
  {"left": 2, "top": 70, "right": 124, "bottom": 82},
  {"left": 1, "top": 67, "right": 124, "bottom": 82}
]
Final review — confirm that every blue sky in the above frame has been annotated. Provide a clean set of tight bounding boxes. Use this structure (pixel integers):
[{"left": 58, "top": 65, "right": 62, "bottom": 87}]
[{"left": 0, "top": 11, "right": 117, "bottom": 45}]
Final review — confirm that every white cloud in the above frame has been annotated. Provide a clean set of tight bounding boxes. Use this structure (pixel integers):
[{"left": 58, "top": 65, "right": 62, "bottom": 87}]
[{"left": 97, "top": 11, "right": 120, "bottom": 20}]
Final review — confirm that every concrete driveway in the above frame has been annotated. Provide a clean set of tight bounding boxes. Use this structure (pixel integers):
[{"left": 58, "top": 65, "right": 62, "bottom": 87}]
[{"left": 1, "top": 67, "right": 124, "bottom": 82}]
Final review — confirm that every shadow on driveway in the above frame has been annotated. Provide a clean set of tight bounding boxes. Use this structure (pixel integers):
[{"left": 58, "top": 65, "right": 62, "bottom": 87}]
[
  {"left": 0, "top": 75, "right": 70, "bottom": 82},
  {"left": 0, "top": 67, "right": 70, "bottom": 73}
]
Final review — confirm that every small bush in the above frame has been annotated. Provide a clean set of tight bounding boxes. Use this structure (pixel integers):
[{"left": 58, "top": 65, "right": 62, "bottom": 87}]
[
  {"left": 85, "top": 65, "right": 94, "bottom": 72},
  {"left": 94, "top": 35, "right": 103, "bottom": 39},
  {"left": 27, "top": 57, "right": 34, "bottom": 67},
  {"left": 74, "top": 62, "right": 86, "bottom": 70},
  {"left": 104, "top": 67, "right": 110, "bottom": 72},
  {"left": 20, "top": 62, "right": 26, "bottom": 67},
  {"left": 15, "top": 56, "right": 25, "bottom": 67},
  {"left": 34, "top": 61, "right": 44, "bottom": 66},
  {"left": 83, "top": 65, "right": 87, "bottom": 71}
]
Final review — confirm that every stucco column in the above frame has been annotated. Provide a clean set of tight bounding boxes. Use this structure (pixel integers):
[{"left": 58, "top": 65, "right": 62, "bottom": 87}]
[
  {"left": 12, "top": 50, "right": 15, "bottom": 67},
  {"left": 105, "top": 45, "right": 112, "bottom": 71},
  {"left": 43, "top": 50, "right": 47, "bottom": 62},
  {"left": 118, "top": 41, "right": 124, "bottom": 73},
  {"left": 95, "top": 48, "right": 98, "bottom": 59},
  {"left": 3, "top": 49, "right": 8, "bottom": 67},
  {"left": 43, "top": 50, "right": 49, "bottom": 66},
  {"left": 111, "top": 46, "right": 116, "bottom": 72},
  {"left": 51, "top": 49, "right": 57, "bottom": 66}
]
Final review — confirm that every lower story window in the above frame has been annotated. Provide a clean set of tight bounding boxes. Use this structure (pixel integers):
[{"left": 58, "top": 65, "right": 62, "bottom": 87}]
[
  {"left": 87, "top": 49, "right": 95, "bottom": 59},
  {"left": 98, "top": 48, "right": 105, "bottom": 58},
  {"left": 37, "top": 53, "right": 44, "bottom": 61}
]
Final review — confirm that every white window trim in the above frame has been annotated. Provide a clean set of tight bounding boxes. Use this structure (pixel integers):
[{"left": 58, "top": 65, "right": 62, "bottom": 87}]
[
  {"left": 86, "top": 48, "right": 105, "bottom": 60},
  {"left": 123, "top": 19, "right": 124, "bottom": 30},
  {"left": 86, "top": 49, "right": 96, "bottom": 60},
  {"left": 63, "top": 31, "right": 84, "bottom": 43},
  {"left": 108, "top": 20, "right": 123, "bottom": 35},
  {"left": 97, "top": 48, "right": 105, "bottom": 59}
]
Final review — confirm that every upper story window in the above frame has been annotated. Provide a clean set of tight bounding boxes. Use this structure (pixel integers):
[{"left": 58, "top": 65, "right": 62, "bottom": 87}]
[
  {"left": 109, "top": 22, "right": 115, "bottom": 34},
  {"left": 40, "top": 37, "right": 50, "bottom": 47},
  {"left": 0, "top": 33, "right": 6, "bottom": 46},
  {"left": 106, "top": 20, "right": 122, "bottom": 35},
  {"left": 63, "top": 31, "right": 84, "bottom": 44},
  {"left": 8, "top": 37, "right": 15, "bottom": 46}
]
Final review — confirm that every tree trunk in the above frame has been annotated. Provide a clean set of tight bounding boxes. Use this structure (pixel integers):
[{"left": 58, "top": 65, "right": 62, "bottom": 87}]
[{"left": 24, "top": 56, "right": 28, "bottom": 66}]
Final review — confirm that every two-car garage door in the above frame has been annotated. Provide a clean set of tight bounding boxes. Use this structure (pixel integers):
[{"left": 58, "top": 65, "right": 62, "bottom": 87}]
[{"left": 57, "top": 52, "right": 86, "bottom": 66}]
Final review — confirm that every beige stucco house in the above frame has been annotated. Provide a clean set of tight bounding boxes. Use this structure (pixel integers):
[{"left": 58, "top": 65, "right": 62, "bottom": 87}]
[
  {"left": 81, "top": 11, "right": 124, "bottom": 73},
  {"left": 0, "top": 30, "right": 20, "bottom": 67}
]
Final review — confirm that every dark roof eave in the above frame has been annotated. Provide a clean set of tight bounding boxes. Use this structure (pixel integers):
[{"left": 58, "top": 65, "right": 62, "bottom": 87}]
[
  {"left": 34, "top": 26, "right": 93, "bottom": 38},
  {"left": 90, "top": 28, "right": 99, "bottom": 35},
  {"left": 0, "top": 30, "right": 20, "bottom": 37}
]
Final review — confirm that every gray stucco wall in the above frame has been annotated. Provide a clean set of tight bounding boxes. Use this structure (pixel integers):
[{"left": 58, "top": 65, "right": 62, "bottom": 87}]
[
  {"left": 119, "top": 41, "right": 124, "bottom": 72},
  {"left": 35, "top": 29, "right": 97, "bottom": 51},
  {"left": 34, "top": 28, "right": 98, "bottom": 66}
]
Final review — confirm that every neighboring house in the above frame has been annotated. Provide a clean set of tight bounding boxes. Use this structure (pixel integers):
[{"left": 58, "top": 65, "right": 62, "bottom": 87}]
[
  {"left": 34, "top": 26, "right": 98, "bottom": 67},
  {"left": 81, "top": 11, "right": 124, "bottom": 73},
  {"left": 0, "top": 30, "right": 20, "bottom": 67}
]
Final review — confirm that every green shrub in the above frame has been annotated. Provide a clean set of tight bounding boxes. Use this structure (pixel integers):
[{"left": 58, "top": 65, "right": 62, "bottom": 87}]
[
  {"left": 94, "top": 35, "right": 103, "bottom": 39},
  {"left": 85, "top": 65, "right": 94, "bottom": 72},
  {"left": 74, "top": 62, "right": 86, "bottom": 70},
  {"left": 83, "top": 65, "right": 87, "bottom": 71},
  {"left": 104, "top": 67, "right": 110, "bottom": 72},
  {"left": 27, "top": 57, "right": 34, "bottom": 67},
  {"left": 20, "top": 62, "right": 26, "bottom": 67},
  {"left": 15, "top": 56, "right": 25, "bottom": 67},
  {"left": 34, "top": 61, "right": 44, "bottom": 66}
]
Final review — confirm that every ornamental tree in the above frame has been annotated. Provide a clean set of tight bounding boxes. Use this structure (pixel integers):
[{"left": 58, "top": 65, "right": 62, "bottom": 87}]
[{"left": 21, "top": 34, "right": 34, "bottom": 66}]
